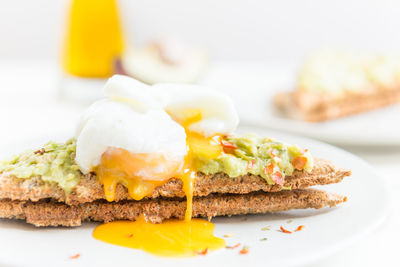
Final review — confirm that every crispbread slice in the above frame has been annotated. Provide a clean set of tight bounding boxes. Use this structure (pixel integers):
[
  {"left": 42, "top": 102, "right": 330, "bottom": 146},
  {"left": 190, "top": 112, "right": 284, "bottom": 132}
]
[
  {"left": 0, "top": 189, "right": 347, "bottom": 227},
  {"left": 274, "top": 88, "right": 400, "bottom": 122},
  {"left": 0, "top": 159, "right": 350, "bottom": 205}
]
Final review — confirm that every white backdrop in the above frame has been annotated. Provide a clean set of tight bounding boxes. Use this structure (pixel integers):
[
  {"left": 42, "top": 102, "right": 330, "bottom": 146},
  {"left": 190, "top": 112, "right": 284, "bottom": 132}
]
[{"left": 1, "top": 0, "right": 400, "bottom": 64}]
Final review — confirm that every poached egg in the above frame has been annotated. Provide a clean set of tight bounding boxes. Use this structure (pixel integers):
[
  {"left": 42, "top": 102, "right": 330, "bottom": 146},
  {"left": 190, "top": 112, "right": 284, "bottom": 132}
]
[{"left": 75, "top": 75, "right": 239, "bottom": 256}]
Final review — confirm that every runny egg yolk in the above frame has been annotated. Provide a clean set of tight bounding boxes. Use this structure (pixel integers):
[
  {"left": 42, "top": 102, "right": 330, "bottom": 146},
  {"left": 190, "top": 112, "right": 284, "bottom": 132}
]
[
  {"left": 93, "top": 109, "right": 226, "bottom": 256},
  {"left": 95, "top": 149, "right": 183, "bottom": 201},
  {"left": 93, "top": 216, "right": 226, "bottom": 257}
]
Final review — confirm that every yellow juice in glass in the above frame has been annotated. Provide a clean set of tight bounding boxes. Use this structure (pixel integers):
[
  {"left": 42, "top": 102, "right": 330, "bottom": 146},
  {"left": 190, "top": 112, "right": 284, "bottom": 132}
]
[{"left": 63, "top": 0, "right": 123, "bottom": 78}]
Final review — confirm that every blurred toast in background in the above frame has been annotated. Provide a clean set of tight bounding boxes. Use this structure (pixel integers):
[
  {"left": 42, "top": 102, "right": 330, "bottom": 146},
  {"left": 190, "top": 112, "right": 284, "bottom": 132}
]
[{"left": 275, "top": 50, "right": 400, "bottom": 122}]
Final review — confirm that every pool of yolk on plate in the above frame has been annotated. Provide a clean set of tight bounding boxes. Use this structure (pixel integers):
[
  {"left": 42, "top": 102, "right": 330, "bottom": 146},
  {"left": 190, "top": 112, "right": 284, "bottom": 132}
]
[{"left": 93, "top": 216, "right": 225, "bottom": 257}]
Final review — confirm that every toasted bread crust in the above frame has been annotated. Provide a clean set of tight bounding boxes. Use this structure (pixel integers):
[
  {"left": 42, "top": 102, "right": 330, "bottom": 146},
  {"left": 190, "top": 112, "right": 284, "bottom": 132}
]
[
  {"left": 274, "top": 88, "right": 400, "bottom": 122},
  {"left": 0, "top": 189, "right": 347, "bottom": 227},
  {"left": 0, "top": 159, "right": 350, "bottom": 205}
]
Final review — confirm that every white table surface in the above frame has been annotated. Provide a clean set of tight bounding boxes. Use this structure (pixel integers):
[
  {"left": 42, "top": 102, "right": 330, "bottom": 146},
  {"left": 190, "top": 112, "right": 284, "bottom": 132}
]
[{"left": 0, "top": 62, "right": 399, "bottom": 267}]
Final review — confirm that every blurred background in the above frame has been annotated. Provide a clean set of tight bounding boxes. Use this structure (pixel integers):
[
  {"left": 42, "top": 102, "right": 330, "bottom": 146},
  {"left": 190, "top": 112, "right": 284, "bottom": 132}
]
[
  {"left": 2, "top": 0, "right": 400, "bottom": 63},
  {"left": 2, "top": 0, "right": 400, "bottom": 143}
]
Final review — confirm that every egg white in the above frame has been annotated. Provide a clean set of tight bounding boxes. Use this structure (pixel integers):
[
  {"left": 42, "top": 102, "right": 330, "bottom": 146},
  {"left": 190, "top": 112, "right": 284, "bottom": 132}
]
[
  {"left": 75, "top": 99, "right": 186, "bottom": 174},
  {"left": 75, "top": 75, "right": 239, "bottom": 173}
]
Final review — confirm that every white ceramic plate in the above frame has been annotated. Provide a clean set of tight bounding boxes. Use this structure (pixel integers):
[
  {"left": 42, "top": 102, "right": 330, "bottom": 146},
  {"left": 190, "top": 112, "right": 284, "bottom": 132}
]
[
  {"left": 202, "top": 62, "right": 400, "bottom": 146},
  {"left": 0, "top": 127, "right": 388, "bottom": 267}
]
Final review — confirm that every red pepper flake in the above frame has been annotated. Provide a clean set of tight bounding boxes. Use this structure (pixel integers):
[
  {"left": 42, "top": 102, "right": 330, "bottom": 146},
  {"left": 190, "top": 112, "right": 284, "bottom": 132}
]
[
  {"left": 292, "top": 156, "right": 307, "bottom": 170},
  {"left": 69, "top": 254, "right": 80, "bottom": 260},
  {"left": 264, "top": 162, "right": 274, "bottom": 175},
  {"left": 195, "top": 248, "right": 208, "bottom": 255},
  {"left": 247, "top": 159, "right": 256, "bottom": 170},
  {"left": 280, "top": 226, "right": 292, "bottom": 234},
  {"left": 221, "top": 140, "right": 238, "bottom": 148},
  {"left": 126, "top": 234, "right": 133, "bottom": 238},
  {"left": 226, "top": 243, "right": 241, "bottom": 249},
  {"left": 344, "top": 196, "right": 348, "bottom": 202},
  {"left": 239, "top": 246, "right": 249, "bottom": 254},
  {"left": 34, "top": 148, "right": 46, "bottom": 155},
  {"left": 221, "top": 140, "right": 238, "bottom": 153},
  {"left": 294, "top": 225, "right": 305, "bottom": 232},
  {"left": 271, "top": 171, "right": 284, "bottom": 185},
  {"left": 300, "top": 148, "right": 309, "bottom": 155}
]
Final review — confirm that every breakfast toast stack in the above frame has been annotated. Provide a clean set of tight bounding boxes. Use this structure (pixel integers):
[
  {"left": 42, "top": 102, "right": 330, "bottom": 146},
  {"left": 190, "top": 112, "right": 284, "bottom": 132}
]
[{"left": 0, "top": 158, "right": 350, "bottom": 226}]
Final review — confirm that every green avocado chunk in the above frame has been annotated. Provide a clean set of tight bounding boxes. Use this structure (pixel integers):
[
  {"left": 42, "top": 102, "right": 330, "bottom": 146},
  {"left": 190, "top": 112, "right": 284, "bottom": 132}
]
[
  {"left": 195, "top": 134, "right": 314, "bottom": 185},
  {"left": 0, "top": 139, "right": 80, "bottom": 194}
]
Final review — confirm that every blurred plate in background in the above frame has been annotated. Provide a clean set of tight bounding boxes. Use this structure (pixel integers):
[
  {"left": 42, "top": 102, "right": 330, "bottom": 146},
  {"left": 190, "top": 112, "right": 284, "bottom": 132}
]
[{"left": 202, "top": 62, "right": 400, "bottom": 146}]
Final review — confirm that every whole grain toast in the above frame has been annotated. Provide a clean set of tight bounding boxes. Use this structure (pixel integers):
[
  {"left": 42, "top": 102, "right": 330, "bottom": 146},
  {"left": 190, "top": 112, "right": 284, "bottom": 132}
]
[
  {"left": 0, "top": 189, "right": 347, "bottom": 227},
  {"left": 274, "top": 88, "right": 400, "bottom": 122},
  {"left": 0, "top": 159, "right": 350, "bottom": 205}
]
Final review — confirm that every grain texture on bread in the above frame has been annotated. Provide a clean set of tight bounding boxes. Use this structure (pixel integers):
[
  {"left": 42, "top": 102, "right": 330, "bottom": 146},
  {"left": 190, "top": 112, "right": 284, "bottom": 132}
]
[
  {"left": 0, "top": 159, "right": 351, "bottom": 205},
  {"left": 274, "top": 88, "right": 400, "bottom": 122},
  {"left": 0, "top": 189, "right": 347, "bottom": 227}
]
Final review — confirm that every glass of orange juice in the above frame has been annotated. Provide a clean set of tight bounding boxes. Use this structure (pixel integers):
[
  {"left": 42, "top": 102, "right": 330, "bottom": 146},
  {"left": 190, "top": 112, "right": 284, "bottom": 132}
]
[{"left": 60, "top": 0, "right": 124, "bottom": 101}]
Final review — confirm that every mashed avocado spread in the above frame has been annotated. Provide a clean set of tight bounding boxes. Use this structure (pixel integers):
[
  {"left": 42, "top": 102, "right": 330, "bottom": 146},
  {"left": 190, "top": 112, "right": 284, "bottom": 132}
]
[
  {"left": 0, "top": 139, "right": 80, "bottom": 194},
  {"left": 0, "top": 134, "right": 313, "bottom": 193},
  {"left": 196, "top": 134, "right": 314, "bottom": 185}
]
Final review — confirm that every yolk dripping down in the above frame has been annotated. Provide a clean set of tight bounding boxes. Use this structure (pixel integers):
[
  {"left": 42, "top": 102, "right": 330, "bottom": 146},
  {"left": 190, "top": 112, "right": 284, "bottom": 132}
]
[
  {"left": 93, "top": 109, "right": 226, "bottom": 256},
  {"left": 95, "top": 150, "right": 182, "bottom": 201},
  {"left": 173, "top": 108, "right": 223, "bottom": 221}
]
